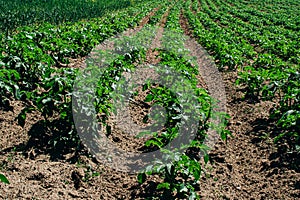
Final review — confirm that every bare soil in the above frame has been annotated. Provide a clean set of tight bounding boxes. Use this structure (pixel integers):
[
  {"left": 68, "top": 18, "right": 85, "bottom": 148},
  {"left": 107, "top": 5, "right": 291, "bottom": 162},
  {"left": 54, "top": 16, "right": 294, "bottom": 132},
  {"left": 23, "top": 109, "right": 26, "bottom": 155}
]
[{"left": 0, "top": 5, "right": 299, "bottom": 200}]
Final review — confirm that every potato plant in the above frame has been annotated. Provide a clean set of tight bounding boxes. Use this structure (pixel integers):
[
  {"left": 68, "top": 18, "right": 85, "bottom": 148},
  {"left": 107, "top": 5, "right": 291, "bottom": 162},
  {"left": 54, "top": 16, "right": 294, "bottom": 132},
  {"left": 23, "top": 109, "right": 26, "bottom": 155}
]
[{"left": 0, "top": 0, "right": 298, "bottom": 198}]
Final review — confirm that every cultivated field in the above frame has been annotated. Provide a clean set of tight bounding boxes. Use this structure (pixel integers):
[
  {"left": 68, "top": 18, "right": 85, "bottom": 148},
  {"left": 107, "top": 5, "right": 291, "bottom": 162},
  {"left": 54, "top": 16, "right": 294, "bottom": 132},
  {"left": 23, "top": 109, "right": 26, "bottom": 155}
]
[{"left": 0, "top": 0, "right": 299, "bottom": 199}]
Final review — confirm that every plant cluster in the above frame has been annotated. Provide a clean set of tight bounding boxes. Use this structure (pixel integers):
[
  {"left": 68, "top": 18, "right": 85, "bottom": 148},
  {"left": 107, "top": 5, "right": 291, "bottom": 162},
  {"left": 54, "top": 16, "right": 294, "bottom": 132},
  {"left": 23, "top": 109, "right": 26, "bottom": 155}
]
[
  {"left": 135, "top": 2, "right": 230, "bottom": 199},
  {"left": 0, "top": 0, "right": 131, "bottom": 35},
  {"left": 1, "top": 0, "right": 298, "bottom": 198},
  {"left": 0, "top": 0, "right": 162, "bottom": 149},
  {"left": 183, "top": 0, "right": 299, "bottom": 148}
]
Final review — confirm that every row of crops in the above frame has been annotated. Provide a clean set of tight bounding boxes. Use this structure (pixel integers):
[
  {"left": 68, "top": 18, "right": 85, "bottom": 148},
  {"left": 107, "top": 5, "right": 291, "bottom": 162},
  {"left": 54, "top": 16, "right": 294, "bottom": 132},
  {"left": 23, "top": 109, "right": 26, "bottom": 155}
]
[
  {"left": 185, "top": 0, "right": 299, "bottom": 147},
  {"left": 0, "top": 0, "right": 224, "bottom": 198},
  {"left": 0, "top": 0, "right": 299, "bottom": 198},
  {"left": 0, "top": 0, "right": 131, "bottom": 35},
  {"left": 0, "top": 0, "right": 159, "bottom": 189},
  {"left": 0, "top": 0, "right": 165, "bottom": 147}
]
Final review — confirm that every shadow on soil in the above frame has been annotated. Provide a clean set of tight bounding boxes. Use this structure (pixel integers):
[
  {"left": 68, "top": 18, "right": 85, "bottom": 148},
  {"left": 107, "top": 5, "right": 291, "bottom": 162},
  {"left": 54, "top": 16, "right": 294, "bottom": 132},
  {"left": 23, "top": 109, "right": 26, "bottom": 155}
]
[
  {"left": 130, "top": 181, "right": 160, "bottom": 199},
  {"left": 130, "top": 179, "right": 195, "bottom": 200},
  {"left": 1, "top": 119, "right": 86, "bottom": 162},
  {"left": 249, "top": 118, "right": 300, "bottom": 173}
]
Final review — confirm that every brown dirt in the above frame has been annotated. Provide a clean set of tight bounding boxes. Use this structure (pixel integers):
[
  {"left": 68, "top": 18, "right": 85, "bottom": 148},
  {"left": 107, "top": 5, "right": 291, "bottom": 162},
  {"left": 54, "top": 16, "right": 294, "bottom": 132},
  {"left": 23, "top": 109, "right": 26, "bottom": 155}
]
[
  {"left": 0, "top": 4, "right": 299, "bottom": 200},
  {"left": 198, "top": 71, "right": 299, "bottom": 199}
]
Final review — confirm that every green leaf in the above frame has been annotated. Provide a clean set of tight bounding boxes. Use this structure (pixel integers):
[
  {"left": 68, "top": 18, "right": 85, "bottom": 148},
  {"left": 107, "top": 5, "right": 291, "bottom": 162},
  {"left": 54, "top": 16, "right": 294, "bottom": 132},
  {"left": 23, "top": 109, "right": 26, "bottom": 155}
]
[
  {"left": 142, "top": 84, "right": 149, "bottom": 91},
  {"left": 136, "top": 131, "right": 152, "bottom": 138},
  {"left": 0, "top": 174, "right": 9, "bottom": 184},
  {"left": 204, "top": 154, "right": 209, "bottom": 164},
  {"left": 42, "top": 97, "right": 52, "bottom": 104},
  {"left": 274, "top": 132, "right": 286, "bottom": 143},
  {"left": 179, "top": 183, "right": 188, "bottom": 193},
  {"left": 220, "top": 130, "right": 230, "bottom": 141},
  {"left": 145, "top": 165, "right": 154, "bottom": 175},
  {"left": 193, "top": 169, "right": 200, "bottom": 181},
  {"left": 16, "top": 108, "right": 28, "bottom": 127},
  {"left": 60, "top": 111, "right": 67, "bottom": 119},
  {"left": 137, "top": 173, "right": 146, "bottom": 184},
  {"left": 157, "top": 182, "right": 170, "bottom": 190},
  {"left": 145, "top": 139, "right": 161, "bottom": 147},
  {"left": 188, "top": 191, "right": 198, "bottom": 200},
  {"left": 144, "top": 94, "right": 154, "bottom": 102}
]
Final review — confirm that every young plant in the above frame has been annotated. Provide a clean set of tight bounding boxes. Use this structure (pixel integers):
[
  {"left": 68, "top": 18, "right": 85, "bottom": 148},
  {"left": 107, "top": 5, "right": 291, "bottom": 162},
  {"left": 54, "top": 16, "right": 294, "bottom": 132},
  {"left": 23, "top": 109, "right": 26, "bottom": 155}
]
[{"left": 0, "top": 173, "right": 9, "bottom": 184}]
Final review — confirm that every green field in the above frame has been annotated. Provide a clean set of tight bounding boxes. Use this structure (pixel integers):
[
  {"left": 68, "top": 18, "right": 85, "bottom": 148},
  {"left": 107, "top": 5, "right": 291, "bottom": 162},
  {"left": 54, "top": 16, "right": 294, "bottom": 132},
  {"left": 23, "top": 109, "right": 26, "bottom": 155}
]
[
  {"left": 0, "top": 0, "right": 299, "bottom": 199},
  {"left": 0, "top": 0, "right": 130, "bottom": 34}
]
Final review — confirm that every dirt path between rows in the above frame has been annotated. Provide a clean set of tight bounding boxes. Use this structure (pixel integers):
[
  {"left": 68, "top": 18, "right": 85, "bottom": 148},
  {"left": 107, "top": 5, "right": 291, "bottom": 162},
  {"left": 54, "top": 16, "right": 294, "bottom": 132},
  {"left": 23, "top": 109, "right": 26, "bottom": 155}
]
[
  {"left": 179, "top": 8, "right": 300, "bottom": 200},
  {"left": 0, "top": 2, "right": 299, "bottom": 200},
  {"left": 0, "top": 6, "right": 169, "bottom": 199}
]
